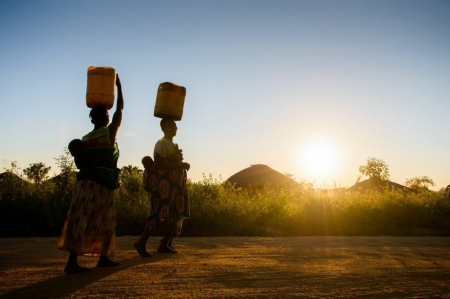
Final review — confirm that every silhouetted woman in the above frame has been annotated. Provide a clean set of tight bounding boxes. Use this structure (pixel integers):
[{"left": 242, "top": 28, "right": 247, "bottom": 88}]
[
  {"left": 58, "top": 74, "right": 124, "bottom": 274},
  {"left": 134, "top": 118, "right": 190, "bottom": 256}
]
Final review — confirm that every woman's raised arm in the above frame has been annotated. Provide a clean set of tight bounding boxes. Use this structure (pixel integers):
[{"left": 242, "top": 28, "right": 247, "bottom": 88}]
[{"left": 109, "top": 73, "right": 123, "bottom": 144}]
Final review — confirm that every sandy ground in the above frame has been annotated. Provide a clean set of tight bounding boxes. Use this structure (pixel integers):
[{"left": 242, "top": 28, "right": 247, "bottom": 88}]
[{"left": 1, "top": 236, "right": 450, "bottom": 298}]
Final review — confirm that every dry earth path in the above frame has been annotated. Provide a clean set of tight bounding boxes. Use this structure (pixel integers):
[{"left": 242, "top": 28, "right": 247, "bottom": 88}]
[{"left": 1, "top": 236, "right": 450, "bottom": 298}]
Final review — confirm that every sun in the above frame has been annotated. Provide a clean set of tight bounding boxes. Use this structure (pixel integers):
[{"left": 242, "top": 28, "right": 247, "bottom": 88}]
[{"left": 300, "top": 141, "right": 339, "bottom": 180}]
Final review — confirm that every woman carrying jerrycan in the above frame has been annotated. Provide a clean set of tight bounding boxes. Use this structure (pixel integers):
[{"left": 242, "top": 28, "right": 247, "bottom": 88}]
[
  {"left": 58, "top": 67, "right": 123, "bottom": 274},
  {"left": 134, "top": 82, "right": 191, "bottom": 257}
]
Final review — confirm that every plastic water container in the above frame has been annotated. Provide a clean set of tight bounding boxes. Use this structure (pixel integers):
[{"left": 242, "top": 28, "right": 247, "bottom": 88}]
[
  {"left": 154, "top": 82, "right": 186, "bottom": 120},
  {"left": 86, "top": 66, "right": 116, "bottom": 110}
]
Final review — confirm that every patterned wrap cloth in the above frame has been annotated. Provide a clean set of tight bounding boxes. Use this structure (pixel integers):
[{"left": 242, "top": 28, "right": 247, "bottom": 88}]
[
  {"left": 144, "top": 145, "right": 190, "bottom": 236},
  {"left": 58, "top": 127, "right": 119, "bottom": 257},
  {"left": 76, "top": 127, "right": 120, "bottom": 189}
]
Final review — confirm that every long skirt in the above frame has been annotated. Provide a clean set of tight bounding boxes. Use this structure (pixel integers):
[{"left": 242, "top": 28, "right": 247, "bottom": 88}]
[
  {"left": 145, "top": 168, "right": 190, "bottom": 236},
  {"left": 58, "top": 180, "right": 116, "bottom": 257}
]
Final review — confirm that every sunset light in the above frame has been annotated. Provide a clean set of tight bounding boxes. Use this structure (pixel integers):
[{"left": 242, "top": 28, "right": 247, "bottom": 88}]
[
  {"left": 1, "top": 1, "right": 450, "bottom": 296},
  {"left": 300, "top": 141, "right": 340, "bottom": 181}
]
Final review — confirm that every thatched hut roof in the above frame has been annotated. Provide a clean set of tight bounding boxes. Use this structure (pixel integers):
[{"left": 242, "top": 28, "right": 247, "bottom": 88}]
[
  {"left": 348, "top": 177, "right": 412, "bottom": 192},
  {"left": 0, "top": 172, "right": 29, "bottom": 187},
  {"left": 226, "top": 164, "right": 298, "bottom": 187}
]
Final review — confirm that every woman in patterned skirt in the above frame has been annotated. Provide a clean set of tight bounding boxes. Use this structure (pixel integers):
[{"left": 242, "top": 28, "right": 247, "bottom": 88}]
[
  {"left": 134, "top": 118, "right": 190, "bottom": 257},
  {"left": 58, "top": 74, "right": 124, "bottom": 274}
]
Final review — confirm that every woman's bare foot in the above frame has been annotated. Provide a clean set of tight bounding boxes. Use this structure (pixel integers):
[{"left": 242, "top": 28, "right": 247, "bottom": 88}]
[
  {"left": 134, "top": 242, "right": 152, "bottom": 258},
  {"left": 97, "top": 256, "right": 120, "bottom": 267},
  {"left": 157, "top": 245, "right": 178, "bottom": 254},
  {"left": 64, "top": 264, "right": 91, "bottom": 274},
  {"left": 160, "top": 239, "right": 175, "bottom": 250}
]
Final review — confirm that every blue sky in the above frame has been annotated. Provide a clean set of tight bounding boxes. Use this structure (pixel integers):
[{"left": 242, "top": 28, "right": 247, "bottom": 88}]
[{"left": 1, "top": 0, "right": 449, "bottom": 189}]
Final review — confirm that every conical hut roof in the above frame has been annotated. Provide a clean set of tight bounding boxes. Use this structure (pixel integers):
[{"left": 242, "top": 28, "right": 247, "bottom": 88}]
[
  {"left": 347, "top": 177, "right": 412, "bottom": 192},
  {"left": 226, "top": 164, "right": 298, "bottom": 187},
  {"left": 0, "top": 172, "right": 29, "bottom": 187}
]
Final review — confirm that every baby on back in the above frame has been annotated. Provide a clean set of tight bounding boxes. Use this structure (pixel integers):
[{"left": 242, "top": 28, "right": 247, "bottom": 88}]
[
  {"left": 68, "top": 139, "right": 85, "bottom": 157},
  {"left": 142, "top": 156, "right": 154, "bottom": 170},
  {"left": 142, "top": 156, "right": 155, "bottom": 192}
]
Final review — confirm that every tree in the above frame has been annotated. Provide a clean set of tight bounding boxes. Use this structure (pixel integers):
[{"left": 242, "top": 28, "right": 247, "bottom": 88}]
[
  {"left": 359, "top": 157, "right": 390, "bottom": 180},
  {"left": 47, "top": 149, "right": 77, "bottom": 234},
  {"left": 404, "top": 176, "right": 435, "bottom": 191},
  {"left": 1, "top": 161, "right": 28, "bottom": 201},
  {"left": 52, "top": 148, "right": 77, "bottom": 197},
  {"left": 54, "top": 148, "right": 76, "bottom": 175},
  {"left": 4, "top": 161, "right": 21, "bottom": 176},
  {"left": 119, "top": 165, "right": 144, "bottom": 199},
  {"left": 121, "top": 165, "right": 143, "bottom": 177},
  {"left": 23, "top": 162, "right": 51, "bottom": 184}
]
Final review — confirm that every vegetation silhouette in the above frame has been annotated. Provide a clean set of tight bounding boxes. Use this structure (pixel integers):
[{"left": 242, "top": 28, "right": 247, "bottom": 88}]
[{"left": 1, "top": 155, "right": 450, "bottom": 237}]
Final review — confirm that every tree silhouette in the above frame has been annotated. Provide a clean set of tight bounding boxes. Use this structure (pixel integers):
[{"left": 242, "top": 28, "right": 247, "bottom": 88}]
[
  {"left": 23, "top": 162, "right": 51, "bottom": 184},
  {"left": 404, "top": 176, "right": 435, "bottom": 191},
  {"left": 359, "top": 157, "right": 390, "bottom": 180}
]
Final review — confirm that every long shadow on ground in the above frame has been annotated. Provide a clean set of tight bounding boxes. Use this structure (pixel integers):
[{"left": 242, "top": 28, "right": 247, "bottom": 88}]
[{"left": 0, "top": 255, "right": 168, "bottom": 299}]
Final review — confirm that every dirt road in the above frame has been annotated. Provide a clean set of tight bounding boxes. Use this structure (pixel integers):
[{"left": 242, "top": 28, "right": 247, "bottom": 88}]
[{"left": 1, "top": 236, "right": 450, "bottom": 298}]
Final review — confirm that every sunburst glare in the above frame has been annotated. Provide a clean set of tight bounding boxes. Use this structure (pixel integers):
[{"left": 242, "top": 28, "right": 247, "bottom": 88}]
[{"left": 299, "top": 141, "right": 340, "bottom": 183}]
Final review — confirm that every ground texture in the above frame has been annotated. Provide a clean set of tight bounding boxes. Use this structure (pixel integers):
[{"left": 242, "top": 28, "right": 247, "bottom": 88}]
[{"left": 1, "top": 236, "right": 450, "bottom": 298}]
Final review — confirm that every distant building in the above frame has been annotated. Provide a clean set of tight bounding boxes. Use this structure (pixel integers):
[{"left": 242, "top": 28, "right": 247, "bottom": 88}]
[
  {"left": 348, "top": 177, "right": 412, "bottom": 193},
  {"left": 226, "top": 164, "right": 299, "bottom": 187},
  {"left": 0, "top": 172, "right": 29, "bottom": 187}
]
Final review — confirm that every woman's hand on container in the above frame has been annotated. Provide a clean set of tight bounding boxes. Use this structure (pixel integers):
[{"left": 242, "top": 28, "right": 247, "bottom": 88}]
[{"left": 181, "top": 162, "right": 190, "bottom": 171}]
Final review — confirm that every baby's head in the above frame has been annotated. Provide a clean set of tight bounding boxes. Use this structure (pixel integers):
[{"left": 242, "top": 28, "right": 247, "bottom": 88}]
[
  {"left": 68, "top": 139, "right": 84, "bottom": 157},
  {"left": 142, "top": 156, "right": 154, "bottom": 169}
]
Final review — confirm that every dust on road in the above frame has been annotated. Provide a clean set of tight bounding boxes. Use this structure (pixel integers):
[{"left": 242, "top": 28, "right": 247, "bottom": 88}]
[{"left": 1, "top": 236, "right": 450, "bottom": 298}]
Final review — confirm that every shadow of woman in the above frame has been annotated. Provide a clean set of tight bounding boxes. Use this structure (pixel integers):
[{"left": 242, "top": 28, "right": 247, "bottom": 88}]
[{"left": 0, "top": 255, "right": 169, "bottom": 299}]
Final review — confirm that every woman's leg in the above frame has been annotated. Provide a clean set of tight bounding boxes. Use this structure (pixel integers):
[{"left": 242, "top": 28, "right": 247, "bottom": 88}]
[
  {"left": 168, "top": 235, "right": 174, "bottom": 249},
  {"left": 64, "top": 251, "right": 90, "bottom": 274},
  {"left": 159, "top": 235, "right": 174, "bottom": 249},
  {"left": 134, "top": 227, "right": 152, "bottom": 258},
  {"left": 157, "top": 231, "right": 178, "bottom": 253}
]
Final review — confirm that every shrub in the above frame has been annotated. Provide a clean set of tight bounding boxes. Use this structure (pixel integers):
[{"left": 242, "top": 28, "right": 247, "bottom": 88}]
[{"left": 1, "top": 166, "right": 450, "bottom": 237}]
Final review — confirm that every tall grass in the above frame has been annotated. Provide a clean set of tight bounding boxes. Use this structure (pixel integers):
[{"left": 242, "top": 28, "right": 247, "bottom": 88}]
[
  {"left": 183, "top": 175, "right": 450, "bottom": 236},
  {"left": 1, "top": 170, "right": 449, "bottom": 237}
]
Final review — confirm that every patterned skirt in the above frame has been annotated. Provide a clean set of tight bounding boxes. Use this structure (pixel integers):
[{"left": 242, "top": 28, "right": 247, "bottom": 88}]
[
  {"left": 145, "top": 168, "right": 190, "bottom": 236},
  {"left": 58, "top": 180, "right": 117, "bottom": 257}
]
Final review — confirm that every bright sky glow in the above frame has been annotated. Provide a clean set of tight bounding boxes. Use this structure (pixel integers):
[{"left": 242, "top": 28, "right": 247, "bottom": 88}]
[
  {"left": 1, "top": 0, "right": 450, "bottom": 190},
  {"left": 301, "top": 141, "right": 340, "bottom": 182}
]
